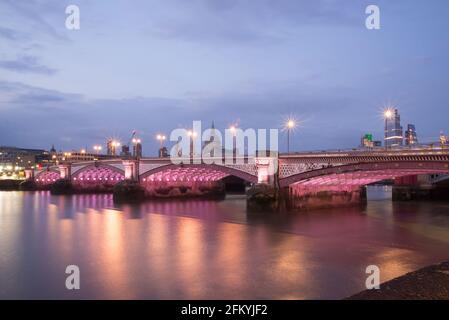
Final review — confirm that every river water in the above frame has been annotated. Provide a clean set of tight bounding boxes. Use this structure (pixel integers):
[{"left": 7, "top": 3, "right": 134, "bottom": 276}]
[{"left": 0, "top": 186, "right": 448, "bottom": 299}]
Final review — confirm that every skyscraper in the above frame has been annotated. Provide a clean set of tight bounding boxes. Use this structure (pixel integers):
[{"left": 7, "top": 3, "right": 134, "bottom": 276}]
[
  {"left": 107, "top": 139, "right": 114, "bottom": 155},
  {"left": 405, "top": 124, "right": 418, "bottom": 146},
  {"left": 133, "top": 141, "right": 142, "bottom": 158},
  {"left": 121, "top": 145, "right": 130, "bottom": 156},
  {"left": 384, "top": 109, "right": 403, "bottom": 148}
]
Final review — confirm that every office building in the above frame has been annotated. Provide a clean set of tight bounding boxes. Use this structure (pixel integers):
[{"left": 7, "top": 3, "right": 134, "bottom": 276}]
[{"left": 384, "top": 109, "right": 403, "bottom": 148}]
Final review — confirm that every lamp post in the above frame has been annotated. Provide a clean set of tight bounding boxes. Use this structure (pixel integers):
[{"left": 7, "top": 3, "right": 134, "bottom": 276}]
[
  {"left": 285, "top": 119, "right": 296, "bottom": 154},
  {"left": 156, "top": 134, "right": 166, "bottom": 148},
  {"left": 229, "top": 125, "right": 237, "bottom": 159},
  {"left": 187, "top": 130, "right": 197, "bottom": 158},
  {"left": 93, "top": 145, "right": 102, "bottom": 155},
  {"left": 156, "top": 134, "right": 166, "bottom": 158}
]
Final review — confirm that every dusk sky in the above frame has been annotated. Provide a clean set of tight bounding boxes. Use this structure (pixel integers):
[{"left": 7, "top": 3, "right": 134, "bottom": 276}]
[{"left": 1, "top": 0, "right": 449, "bottom": 155}]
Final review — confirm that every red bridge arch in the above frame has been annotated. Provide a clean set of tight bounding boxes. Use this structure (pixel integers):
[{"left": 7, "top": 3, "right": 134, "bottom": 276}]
[
  {"left": 72, "top": 164, "right": 125, "bottom": 185},
  {"left": 279, "top": 161, "right": 449, "bottom": 188},
  {"left": 139, "top": 164, "right": 258, "bottom": 184}
]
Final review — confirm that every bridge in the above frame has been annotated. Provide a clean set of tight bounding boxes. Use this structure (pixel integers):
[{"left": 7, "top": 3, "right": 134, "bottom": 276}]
[{"left": 27, "top": 148, "right": 449, "bottom": 208}]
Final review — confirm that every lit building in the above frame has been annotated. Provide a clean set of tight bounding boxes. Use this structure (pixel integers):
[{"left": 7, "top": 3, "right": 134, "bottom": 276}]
[
  {"left": 440, "top": 132, "right": 449, "bottom": 146},
  {"left": 107, "top": 139, "right": 114, "bottom": 155},
  {"left": 52, "top": 150, "right": 119, "bottom": 164},
  {"left": 107, "top": 139, "right": 120, "bottom": 156},
  {"left": 0, "top": 146, "right": 49, "bottom": 178},
  {"left": 360, "top": 133, "right": 374, "bottom": 148},
  {"left": 121, "top": 145, "right": 130, "bottom": 156},
  {"left": 384, "top": 109, "right": 403, "bottom": 148},
  {"left": 405, "top": 124, "right": 418, "bottom": 146},
  {"left": 158, "top": 147, "right": 169, "bottom": 158}
]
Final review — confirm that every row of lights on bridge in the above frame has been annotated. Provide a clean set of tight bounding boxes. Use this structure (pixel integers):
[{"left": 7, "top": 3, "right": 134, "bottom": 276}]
[{"left": 61, "top": 119, "right": 299, "bottom": 156}]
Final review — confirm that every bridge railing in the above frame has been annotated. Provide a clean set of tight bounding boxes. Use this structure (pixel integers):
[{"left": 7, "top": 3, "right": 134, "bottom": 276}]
[{"left": 280, "top": 147, "right": 449, "bottom": 158}]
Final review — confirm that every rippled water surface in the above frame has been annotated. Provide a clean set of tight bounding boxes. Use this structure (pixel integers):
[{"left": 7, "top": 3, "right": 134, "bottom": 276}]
[{"left": 1, "top": 187, "right": 448, "bottom": 299}]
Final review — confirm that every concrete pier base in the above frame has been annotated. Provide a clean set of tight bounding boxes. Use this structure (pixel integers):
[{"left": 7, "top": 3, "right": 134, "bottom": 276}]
[
  {"left": 283, "top": 185, "right": 367, "bottom": 211},
  {"left": 393, "top": 185, "right": 449, "bottom": 201},
  {"left": 247, "top": 184, "right": 367, "bottom": 212},
  {"left": 246, "top": 184, "right": 279, "bottom": 211}
]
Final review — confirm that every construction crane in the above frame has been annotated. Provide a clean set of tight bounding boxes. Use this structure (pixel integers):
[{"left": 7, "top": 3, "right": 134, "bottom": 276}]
[{"left": 127, "top": 130, "right": 142, "bottom": 157}]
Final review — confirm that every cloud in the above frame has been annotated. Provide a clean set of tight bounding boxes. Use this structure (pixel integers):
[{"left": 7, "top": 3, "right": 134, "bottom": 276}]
[
  {"left": 0, "top": 55, "right": 57, "bottom": 74},
  {"left": 0, "top": 79, "right": 367, "bottom": 152},
  {"left": 144, "top": 0, "right": 366, "bottom": 44},
  {"left": 1, "top": 0, "right": 68, "bottom": 41},
  {"left": 0, "top": 26, "right": 27, "bottom": 41}
]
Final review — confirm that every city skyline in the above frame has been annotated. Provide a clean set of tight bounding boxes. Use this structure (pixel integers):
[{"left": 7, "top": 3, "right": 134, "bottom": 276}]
[
  {"left": 1, "top": 1, "right": 449, "bottom": 154},
  {"left": 2, "top": 1, "right": 449, "bottom": 303}
]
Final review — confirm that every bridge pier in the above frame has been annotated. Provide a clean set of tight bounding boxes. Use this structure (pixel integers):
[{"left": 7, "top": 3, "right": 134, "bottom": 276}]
[
  {"left": 393, "top": 175, "right": 449, "bottom": 201},
  {"left": 255, "top": 157, "right": 277, "bottom": 185},
  {"left": 25, "top": 168, "right": 34, "bottom": 180},
  {"left": 281, "top": 185, "right": 367, "bottom": 211},
  {"left": 123, "top": 159, "right": 139, "bottom": 181},
  {"left": 58, "top": 163, "right": 72, "bottom": 180}
]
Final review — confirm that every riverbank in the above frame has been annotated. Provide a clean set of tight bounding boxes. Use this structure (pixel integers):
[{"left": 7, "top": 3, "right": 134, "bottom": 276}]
[
  {"left": 348, "top": 261, "right": 449, "bottom": 300},
  {"left": 0, "top": 179, "right": 21, "bottom": 190}
]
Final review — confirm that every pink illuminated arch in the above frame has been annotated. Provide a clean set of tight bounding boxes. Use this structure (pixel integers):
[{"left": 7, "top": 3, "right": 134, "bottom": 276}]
[
  {"left": 71, "top": 164, "right": 125, "bottom": 184},
  {"left": 139, "top": 164, "right": 258, "bottom": 184},
  {"left": 279, "top": 161, "right": 449, "bottom": 188},
  {"left": 35, "top": 169, "right": 60, "bottom": 185}
]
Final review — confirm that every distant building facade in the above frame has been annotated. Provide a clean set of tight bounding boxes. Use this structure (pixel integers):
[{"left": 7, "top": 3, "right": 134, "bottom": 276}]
[
  {"left": 361, "top": 134, "right": 374, "bottom": 148},
  {"left": 158, "top": 147, "right": 169, "bottom": 158},
  {"left": 385, "top": 109, "right": 403, "bottom": 148},
  {"left": 405, "top": 124, "right": 418, "bottom": 146},
  {"left": 0, "top": 146, "right": 49, "bottom": 178},
  {"left": 440, "top": 132, "right": 449, "bottom": 146},
  {"left": 133, "top": 141, "right": 142, "bottom": 158},
  {"left": 107, "top": 139, "right": 115, "bottom": 155},
  {"left": 121, "top": 145, "right": 130, "bottom": 156}
]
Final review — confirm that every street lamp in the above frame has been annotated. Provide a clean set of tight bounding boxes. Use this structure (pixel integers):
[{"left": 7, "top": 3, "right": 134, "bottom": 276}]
[
  {"left": 229, "top": 125, "right": 237, "bottom": 158},
  {"left": 187, "top": 130, "right": 197, "bottom": 138},
  {"left": 156, "top": 134, "right": 166, "bottom": 147},
  {"left": 187, "top": 130, "right": 197, "bottom": 157},
  {"left": 111, "top": 141, "right": 120, "bottom": 156},
  {"left": 285, "top": 118, "right": 296, "bottom": 154},
  {"left": 93, "top": 145, "right": 102, "bottom": 154}
]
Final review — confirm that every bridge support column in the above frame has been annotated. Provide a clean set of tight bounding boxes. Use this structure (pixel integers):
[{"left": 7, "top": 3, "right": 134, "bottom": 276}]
[
  {"left": 25, "top": 168, "right": 35, "bottom": 180},
  {"left": 255, "top": 157, "right": 278, "bottom": 186},
  {"left": 393, "top": 175, "right": 449, "bottom": 201},
  {"left": 114, "top": 159, "right": 144, "bottom": 203},
  {"left": 123, "top": 159, "right": 139, "bottom": 181},
  {"left": 282, "top": 185, "right": 367, "bottom": 211},
  {"left": 247, "top": 157, "right": 280, "bottom": 211},
  {"left": 58, "top": 163, "right": 72, "bottom": 180}
]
